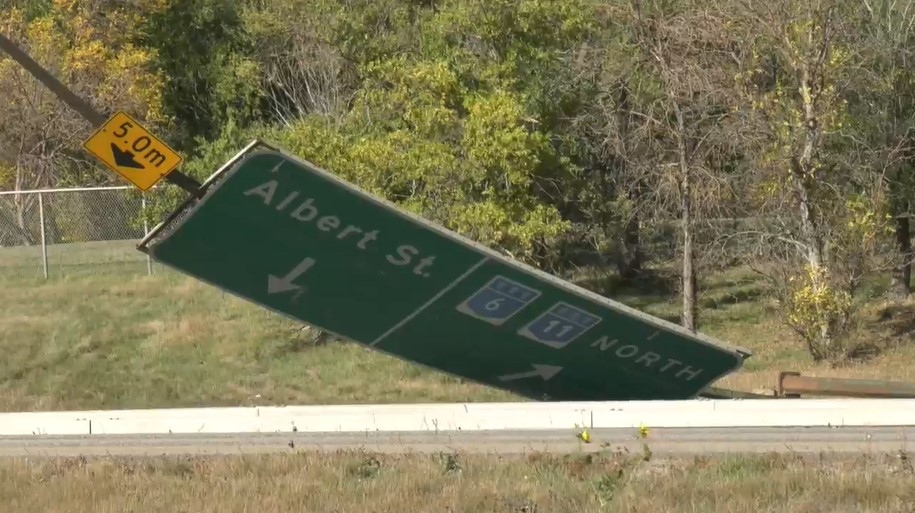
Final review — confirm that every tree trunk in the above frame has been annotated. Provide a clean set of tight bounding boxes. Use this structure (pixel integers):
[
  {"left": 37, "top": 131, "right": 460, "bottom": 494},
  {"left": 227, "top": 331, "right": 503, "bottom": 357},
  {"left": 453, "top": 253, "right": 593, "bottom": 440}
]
[
  {"left": 615, "top": 86, "right": 643, "bottom": 283},
  {"left": 794, "top": 70, "right": 826, "bottom": 271},
  {"left": 42, "top": 194, "right": 62, "bottom": 245},
  {"left": 890, "top": 213, "right": 912, "bottom": 299},
  {"left": 793, "top": 69, "right": 833, "bottom": 350},
  {"left": 675, "top": 105, "right": 697, "bottom": 331},
  {"left": 792, "top": 173, "right": 825, "bottom": 269},
  {"left": 681, "top": 209, "right": 697, "bottom": 332},
  {"left": 13, "top": 194, "right": 38, "bottom": 245},
  {"left": 618, "top": 180, "right": 644, "bottom": 282},
  {"left": 0, "top": 206, "right": 30, "bottom": 246}
]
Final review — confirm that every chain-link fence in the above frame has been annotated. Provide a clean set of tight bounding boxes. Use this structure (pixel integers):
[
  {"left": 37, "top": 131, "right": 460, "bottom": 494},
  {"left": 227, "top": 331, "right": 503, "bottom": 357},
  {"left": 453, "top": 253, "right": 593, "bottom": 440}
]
[{"left": 0, "top": 186, "right": 155, "bottom": 279}]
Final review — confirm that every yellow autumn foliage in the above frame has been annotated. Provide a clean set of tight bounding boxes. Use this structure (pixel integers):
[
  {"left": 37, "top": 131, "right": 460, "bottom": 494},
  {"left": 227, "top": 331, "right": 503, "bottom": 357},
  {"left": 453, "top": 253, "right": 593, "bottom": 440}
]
[
  {"left": 0, "top": 2, "right": 169, "bottom": 189},
  {"left": 784, "top": 264, "right": 853, "bottom": 361},
  {"left": 0, "top": 163, "right": 13, "bottom": 188},
  {"left": 0, "top": 2, "right": 167, "bottom": 137}
]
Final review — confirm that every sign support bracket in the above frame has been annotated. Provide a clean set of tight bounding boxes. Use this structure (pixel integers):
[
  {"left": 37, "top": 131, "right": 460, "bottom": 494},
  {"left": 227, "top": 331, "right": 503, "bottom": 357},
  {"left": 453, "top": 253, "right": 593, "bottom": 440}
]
[{"left": 0, "top": 32, "right": 201, "bottom": 195}]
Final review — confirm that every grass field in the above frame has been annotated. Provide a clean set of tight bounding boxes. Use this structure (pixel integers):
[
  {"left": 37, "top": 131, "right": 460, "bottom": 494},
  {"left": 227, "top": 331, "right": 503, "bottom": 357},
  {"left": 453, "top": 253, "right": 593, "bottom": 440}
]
[
  {"left": 1, "top": 240, "right": 914, "bottom": 412},
  {"left": 1, "top": 450, "right": 913, "bottom": 512},
  {"left": 0, "top": 239, "right": 152, "bottom": 279}
]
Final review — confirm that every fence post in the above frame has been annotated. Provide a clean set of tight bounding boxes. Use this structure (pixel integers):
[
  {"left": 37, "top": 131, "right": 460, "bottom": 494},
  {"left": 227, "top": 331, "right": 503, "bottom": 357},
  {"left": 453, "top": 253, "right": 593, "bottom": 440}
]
[
  {"left": 38, "top": 191, "right": 48, "bottom": 279},
  {"left": 142, "top": 195, "right": 152, "bottom": 275}
]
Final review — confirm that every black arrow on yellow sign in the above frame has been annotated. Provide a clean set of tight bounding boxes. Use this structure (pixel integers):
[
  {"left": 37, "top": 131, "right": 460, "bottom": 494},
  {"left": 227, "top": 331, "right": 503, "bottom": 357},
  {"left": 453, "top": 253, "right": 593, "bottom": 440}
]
[
  {"left": 0, "top": 33, "right": 201, "bottom": 195},
  {"left": 110, "top": 143, "right": 145, "bottom": 170}
]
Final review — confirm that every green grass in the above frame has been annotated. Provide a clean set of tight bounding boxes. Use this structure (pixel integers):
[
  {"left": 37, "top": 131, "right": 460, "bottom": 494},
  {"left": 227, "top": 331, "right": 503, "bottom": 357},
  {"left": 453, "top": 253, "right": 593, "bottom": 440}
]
[
  {"left": 0, "top": 241, "right": 913, "bottom": 411},
  {"left": 0, "top": 242, "right": 514, "bottom": 410},
  {"left": 1, "top": 451, "right": 914, "bottom": 512},
  {"left": 0, "top": 239, "right": 151, "bottom": 279}
]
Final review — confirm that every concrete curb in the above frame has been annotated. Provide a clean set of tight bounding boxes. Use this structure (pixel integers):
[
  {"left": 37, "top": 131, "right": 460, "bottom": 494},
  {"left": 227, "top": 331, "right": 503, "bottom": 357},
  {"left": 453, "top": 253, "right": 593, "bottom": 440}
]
[{"left": 1, "top": 399, "right": 913, "bottom": 436}]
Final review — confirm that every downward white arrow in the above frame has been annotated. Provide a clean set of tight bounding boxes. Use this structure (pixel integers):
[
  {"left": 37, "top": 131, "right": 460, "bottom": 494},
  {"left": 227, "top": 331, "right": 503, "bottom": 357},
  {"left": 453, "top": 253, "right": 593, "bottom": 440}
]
[
  {"left": 267, "top": 257, "right": 316, "bottom": 295},
  {"left": 498, "top": 364, "right": 563, "bottom": 382}
]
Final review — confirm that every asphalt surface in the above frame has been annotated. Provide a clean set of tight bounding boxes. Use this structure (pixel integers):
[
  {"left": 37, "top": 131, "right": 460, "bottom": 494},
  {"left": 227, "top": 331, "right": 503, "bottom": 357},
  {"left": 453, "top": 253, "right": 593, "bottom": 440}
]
[{"left": 0, "top": 427, "right": 913, "bottom": 458}]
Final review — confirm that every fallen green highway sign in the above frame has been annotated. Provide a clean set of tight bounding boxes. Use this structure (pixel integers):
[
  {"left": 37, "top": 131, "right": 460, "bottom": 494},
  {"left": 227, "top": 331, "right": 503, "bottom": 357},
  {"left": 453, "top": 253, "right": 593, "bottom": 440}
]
[{"left": 139, "top": 140, "right": 752, "bottom": 401}]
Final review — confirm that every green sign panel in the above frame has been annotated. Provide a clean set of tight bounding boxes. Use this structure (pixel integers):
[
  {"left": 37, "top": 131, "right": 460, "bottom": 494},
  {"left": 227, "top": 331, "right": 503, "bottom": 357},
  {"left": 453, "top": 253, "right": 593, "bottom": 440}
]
[{"left": 140, "top": 141, "right": 751, "bottom": 401}]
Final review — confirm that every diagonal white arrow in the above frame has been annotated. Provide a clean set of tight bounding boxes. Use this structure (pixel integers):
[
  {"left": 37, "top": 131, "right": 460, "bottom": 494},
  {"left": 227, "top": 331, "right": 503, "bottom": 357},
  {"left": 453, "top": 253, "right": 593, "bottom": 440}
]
[
  {"left": 267, "top": 257, "right": 316, "bottom": 295},
  {"left": 498, "top": 364, "right": 562, "bottom": 383}
]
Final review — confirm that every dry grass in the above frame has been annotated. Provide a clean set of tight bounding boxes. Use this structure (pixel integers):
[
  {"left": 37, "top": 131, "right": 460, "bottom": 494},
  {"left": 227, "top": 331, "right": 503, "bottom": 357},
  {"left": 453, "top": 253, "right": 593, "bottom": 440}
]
[
  {"left": 1, "top": 241, "right": 913, "bottom": 411},
  {"left": 0, "top": 264, "right": 513, "bottom": 412},
  {"left": 1, "top": 451, "right": 914, "bottom": 512},
  {"left": 574, "top": 265, "right": 915, "bottom": 393}
]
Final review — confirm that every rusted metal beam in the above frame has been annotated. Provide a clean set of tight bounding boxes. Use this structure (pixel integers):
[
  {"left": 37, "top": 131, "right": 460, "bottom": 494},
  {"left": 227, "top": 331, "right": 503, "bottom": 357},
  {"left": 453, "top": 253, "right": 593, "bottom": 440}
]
[
  {"left": 778, "top": 371, "right": 915, "bottom": 399},
  {"left": 700, "top": 386, "right": 779, "bottom": 399}
]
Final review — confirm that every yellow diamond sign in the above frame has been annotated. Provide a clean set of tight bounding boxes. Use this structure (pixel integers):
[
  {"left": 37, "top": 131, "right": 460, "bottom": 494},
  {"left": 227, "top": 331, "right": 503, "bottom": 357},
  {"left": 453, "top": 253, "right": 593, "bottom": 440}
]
[{"left": 83, "top": 111, "right": 183, "bottom": 191}]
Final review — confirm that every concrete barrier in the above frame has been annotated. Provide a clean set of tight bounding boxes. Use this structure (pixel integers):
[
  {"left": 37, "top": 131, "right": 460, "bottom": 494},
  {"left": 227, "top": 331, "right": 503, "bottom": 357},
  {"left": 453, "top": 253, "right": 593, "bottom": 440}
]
[{"left": 1, "top": 399, "right": 913, "bottom": 436}]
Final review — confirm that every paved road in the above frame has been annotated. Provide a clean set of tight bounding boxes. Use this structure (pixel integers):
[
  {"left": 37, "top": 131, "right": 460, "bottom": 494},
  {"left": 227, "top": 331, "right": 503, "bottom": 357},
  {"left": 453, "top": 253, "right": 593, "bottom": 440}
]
[{"left": 1, "top": 427, "right": 913, "bottom": 458}]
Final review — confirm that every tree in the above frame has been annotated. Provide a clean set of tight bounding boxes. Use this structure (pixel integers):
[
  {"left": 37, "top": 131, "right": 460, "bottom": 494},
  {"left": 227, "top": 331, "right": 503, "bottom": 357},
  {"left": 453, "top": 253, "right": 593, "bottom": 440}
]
[
  {"left": 273, "top": 55, "right": 571, "bottom": 263},
  {"left": 141, "top": 0, "right": 261, "bottom": 148},
  {"left": 0, "top": 2, "right": 167, "bottom": 242},
  {"left": 564, "top": 16, "right": 651, "bottom": 282},
  {"left": 229, "top": 0, "right": 593, "bottom": 263},
  {"left": 572, "top": 0, "right": 742, "bottom": 330},
  {"left": 418, "top": 0, "right": 598, "bottom": 269},
  {"left": 855, "top": 0, "right": 915, "bottom": 299},
  {"left": 239, "top": 0, "right": 426, "bottom": 127},
  {"left": 731, "top": 0, "right": 890, "bottom": 360}
]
